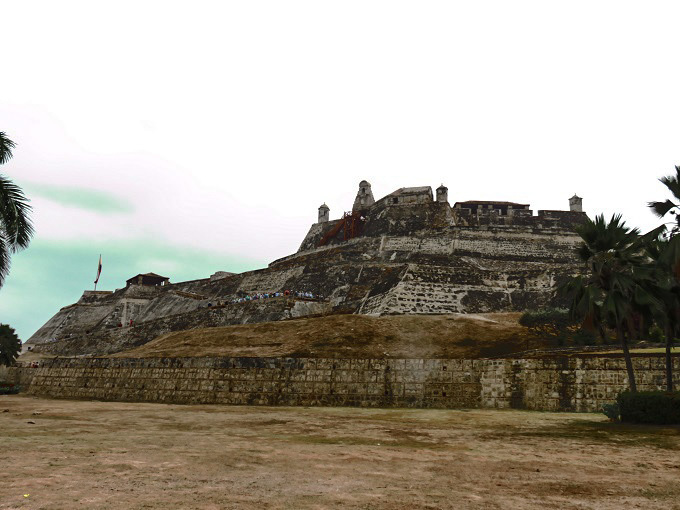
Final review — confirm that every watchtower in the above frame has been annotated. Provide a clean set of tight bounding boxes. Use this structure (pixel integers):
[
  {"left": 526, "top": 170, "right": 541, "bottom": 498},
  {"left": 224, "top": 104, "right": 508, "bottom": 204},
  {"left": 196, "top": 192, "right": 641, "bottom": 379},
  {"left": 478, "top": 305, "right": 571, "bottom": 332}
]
[
  {"left": 352, "top": 180, "right": 375, "bottom": 212},
  {"left": 436, "top": 184, "right": 448, "bottom": 203},
  {"left": 125, "top": 273, "right": 170, "bottom": 287},
  {"left": 569, "top": 194, "right": 583, "bottom": 212},
  {"left": 318, "top": 203, "right": 330, "bottom": 223}
]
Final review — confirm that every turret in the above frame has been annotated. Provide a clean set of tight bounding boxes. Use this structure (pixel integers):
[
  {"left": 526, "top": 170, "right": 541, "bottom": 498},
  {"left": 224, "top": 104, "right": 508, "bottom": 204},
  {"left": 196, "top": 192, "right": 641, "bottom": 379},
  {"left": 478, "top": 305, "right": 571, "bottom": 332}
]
[
  {"left": 569, "top": 194, "right": 583, "bottom": 212},
  {"left": 352, "top": 180, "right": 375, "bottom": 211},
  {"left": 318, "top": 203, "right": 330, "bottom": 223},
  {"left": 436, "top": 184, "right": 448, "bottom": 203}
]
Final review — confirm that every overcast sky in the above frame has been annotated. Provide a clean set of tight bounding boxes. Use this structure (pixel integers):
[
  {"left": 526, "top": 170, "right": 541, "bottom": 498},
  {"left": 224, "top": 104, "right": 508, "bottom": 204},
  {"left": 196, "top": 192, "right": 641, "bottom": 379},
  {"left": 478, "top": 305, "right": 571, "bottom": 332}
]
[{"left": 1, "top": 1, "right": 679, "bottom": 341}]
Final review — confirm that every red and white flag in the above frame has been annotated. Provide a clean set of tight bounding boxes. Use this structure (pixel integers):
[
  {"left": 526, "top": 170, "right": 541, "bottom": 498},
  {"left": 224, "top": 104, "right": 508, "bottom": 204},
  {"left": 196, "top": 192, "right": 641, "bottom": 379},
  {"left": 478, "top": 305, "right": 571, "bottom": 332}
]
[{"left": 94, "top": 255, "right": 102, "bottom": 285}]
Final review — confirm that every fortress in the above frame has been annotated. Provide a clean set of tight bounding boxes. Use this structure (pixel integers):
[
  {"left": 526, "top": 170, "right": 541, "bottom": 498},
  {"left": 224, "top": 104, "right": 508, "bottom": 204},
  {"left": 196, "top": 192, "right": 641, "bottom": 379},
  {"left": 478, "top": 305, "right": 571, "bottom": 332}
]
[
  {"left": 13, "top": 182, "right": 680, "bottom": 412},
  {"left": 25, "top": 181, "right": 587, "bottom": 357}
]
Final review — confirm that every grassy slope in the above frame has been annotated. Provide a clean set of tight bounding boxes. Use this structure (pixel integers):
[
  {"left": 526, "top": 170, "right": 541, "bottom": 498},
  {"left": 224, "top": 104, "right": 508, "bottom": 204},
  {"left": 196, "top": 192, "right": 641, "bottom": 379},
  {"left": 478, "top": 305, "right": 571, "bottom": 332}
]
[{"left": 114, "top": 313, "right": 540, "bottom": 359}]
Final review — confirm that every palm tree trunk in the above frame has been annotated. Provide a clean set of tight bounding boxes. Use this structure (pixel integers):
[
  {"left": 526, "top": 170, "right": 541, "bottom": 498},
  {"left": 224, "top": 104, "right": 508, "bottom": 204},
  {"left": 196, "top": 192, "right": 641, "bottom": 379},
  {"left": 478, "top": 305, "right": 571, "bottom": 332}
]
[
  {"left": 665, "top": 325, "right": 674, "bottom": 392},
  {"left": 618, "top": 327, "right": 637, "bottom": 393}
]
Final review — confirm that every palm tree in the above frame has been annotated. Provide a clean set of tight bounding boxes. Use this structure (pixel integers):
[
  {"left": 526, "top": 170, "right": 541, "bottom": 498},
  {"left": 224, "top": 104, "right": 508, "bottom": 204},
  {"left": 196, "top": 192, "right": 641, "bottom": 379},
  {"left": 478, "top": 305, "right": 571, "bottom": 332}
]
[
  {"left": 649, "top": 165, "right": 680, "bottom": 237},
  {"left": 643, "top": 234, "right": 680, "bottom": 391},
  {"left": 561, "top": 214, "right": 662, "bottom": 393},
  {"left": 0, "top": 323, "right": 21, "bottom": 366},
  {"left": 648, "top": 165, "right": 680, "bottom": 391},
  {"left": 0, "top": 132, "right": 34, "bottom": 287}
]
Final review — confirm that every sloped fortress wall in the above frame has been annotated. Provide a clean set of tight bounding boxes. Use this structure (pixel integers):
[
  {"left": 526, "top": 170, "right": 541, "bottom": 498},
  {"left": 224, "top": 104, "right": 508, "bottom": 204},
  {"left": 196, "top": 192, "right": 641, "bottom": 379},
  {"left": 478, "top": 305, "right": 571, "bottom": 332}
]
[
  {"left": 25, "top": 182, "right": 589, "bottom": 357},
  {"left": 10, "top": 355, "right": 678, "bottom": 412},
  {"left": 29, "top": 298, "right": 331, "bottom": 357}
]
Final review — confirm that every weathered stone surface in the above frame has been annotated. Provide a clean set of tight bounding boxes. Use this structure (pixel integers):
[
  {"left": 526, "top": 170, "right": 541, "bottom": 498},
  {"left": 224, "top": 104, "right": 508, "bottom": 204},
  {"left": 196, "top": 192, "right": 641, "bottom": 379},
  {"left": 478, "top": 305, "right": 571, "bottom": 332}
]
[
  {"left": 26, "top": 186, "right": 588, "bottom": 357},
  {"left": 9, "top": 355, "right": 678, "bottom": 412},
  {"left": 30, "top": 298, "right": 331, "bottom": 357}
]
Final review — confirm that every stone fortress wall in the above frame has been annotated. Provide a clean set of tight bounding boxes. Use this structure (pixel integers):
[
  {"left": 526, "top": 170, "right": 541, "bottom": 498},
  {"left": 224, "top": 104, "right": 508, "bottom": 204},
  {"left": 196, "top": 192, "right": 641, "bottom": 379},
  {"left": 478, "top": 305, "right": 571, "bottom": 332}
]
[
  {"left": 25, "top": 181, "right": 588, "bottom": 358},
  {"left": 9, "top": 354, "right": 679, "bottom": 412},
  {"left": 15, "top": 182, "right": 669, "bottom": 415},
  {"left": 29, "top": 297, "right": 331, "bottom": 357}
]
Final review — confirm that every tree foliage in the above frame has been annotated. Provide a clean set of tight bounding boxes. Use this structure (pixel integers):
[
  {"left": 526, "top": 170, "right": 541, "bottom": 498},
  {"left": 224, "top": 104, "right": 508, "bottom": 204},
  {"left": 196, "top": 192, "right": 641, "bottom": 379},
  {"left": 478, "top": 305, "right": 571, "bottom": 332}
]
[
  {"left": 519, "top": 308, "right": 600, "bottom": 346},
  {"left": 649, "top": 165, "right": 680, "bottom": 236},
  {"left": 0, "top": 132, "right": 16, "bottom": 165},
  {"left": 646, "top": 165, "right": 680, "bottom": 391},
  {"left": 561, "top": 165, "right": 680, "bottom": 393},
  {"left": 0, "top": 132, "right": 34, "bottom": 287},
  {"left": 519, "top": 308, "right": 573, "bottom": 337},
  {"left": 560, "top": 214, "right": 665, "bottom": 392},
  {"left": 0, "top": 324, "right": 21, "bottom": 366}
]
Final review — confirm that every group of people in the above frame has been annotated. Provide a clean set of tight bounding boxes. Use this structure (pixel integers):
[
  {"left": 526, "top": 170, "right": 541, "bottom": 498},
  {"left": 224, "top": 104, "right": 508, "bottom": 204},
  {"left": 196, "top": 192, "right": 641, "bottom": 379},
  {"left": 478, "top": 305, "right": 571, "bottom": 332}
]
[{"left": 205, "top": 290, "right": 324, "bottom": 307}]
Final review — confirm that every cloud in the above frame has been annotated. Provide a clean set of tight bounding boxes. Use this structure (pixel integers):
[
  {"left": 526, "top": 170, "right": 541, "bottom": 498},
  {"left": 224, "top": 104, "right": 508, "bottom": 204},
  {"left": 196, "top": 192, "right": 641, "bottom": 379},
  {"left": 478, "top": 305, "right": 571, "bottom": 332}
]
[
  {"left": 28, "top": 183, "right": 134, "bottom": 214},
  {"left": 1, "top": 0, "right": 679, "bottom": 342},
  {"left": 0, "top": 238, "right": 266, "bottom": 342}
]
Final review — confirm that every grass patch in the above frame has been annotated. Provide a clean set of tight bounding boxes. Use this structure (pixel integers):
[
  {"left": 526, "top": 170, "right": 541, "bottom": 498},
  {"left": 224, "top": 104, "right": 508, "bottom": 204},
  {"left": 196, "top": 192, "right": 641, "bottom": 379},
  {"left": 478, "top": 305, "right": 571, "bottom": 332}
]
[
  {"left": 271, "top": 433, "right": 446, "bottom": 449},
  {"left": 639, "top": 485, "right": 680, "bottom": 500},
  {"left": 483, "top": 419, "right": 680, "bottom": 450}
]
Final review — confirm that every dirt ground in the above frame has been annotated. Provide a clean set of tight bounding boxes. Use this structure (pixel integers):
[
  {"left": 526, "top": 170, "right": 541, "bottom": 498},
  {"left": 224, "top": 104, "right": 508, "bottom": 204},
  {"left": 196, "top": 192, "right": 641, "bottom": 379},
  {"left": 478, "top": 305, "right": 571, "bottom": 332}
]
[
  {"left": 2, "top": 396, "right": 679, "bottom": 510},
  {"left": 112, "top": 313, "right": 537, "bottom": 360}
]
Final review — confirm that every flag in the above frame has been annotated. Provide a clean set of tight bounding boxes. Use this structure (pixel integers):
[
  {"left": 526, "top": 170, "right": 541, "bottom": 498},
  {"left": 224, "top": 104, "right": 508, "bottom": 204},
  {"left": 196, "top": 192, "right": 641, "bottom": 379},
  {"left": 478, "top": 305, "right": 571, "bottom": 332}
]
[{"left": 94, "top": 254, "right": 102, "bottom": 285}]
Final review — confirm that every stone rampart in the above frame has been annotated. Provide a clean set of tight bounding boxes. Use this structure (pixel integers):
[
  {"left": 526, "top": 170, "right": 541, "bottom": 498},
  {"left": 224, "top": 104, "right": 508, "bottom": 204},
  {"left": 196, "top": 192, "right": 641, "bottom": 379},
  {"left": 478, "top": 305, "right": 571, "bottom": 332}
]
[
  {"left": 9, "top": 355, "right": 679, "bottom": 412},
  {"left": 27, "top": 206, "right": 587, "bottom": 357},
  {"left": 27, "top": 187, "right": 590, "bottom": 357},
  {"left": 29, "top": 298, "right": 331, "bottom": 357}
]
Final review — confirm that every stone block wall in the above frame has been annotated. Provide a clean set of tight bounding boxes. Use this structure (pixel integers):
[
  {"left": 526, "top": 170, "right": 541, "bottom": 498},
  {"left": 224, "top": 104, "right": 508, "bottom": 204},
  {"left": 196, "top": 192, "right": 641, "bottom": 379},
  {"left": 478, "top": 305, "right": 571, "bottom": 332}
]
[
  {"left": 9, "top": 355, "right": 679, "bottom": 412},
  {"left": 12, "top": 358, "right": 481, "bottom": 408},
  {"left": 479, "top": 357, "right": 680, "bottom": 411}
]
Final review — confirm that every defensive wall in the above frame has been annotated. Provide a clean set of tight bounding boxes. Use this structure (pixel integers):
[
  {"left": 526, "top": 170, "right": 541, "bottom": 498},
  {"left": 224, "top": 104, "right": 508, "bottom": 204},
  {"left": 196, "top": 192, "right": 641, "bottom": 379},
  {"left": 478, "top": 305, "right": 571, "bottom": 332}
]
[
  {"left": 27, "top": 223, "right": 583, "bottom": 356},
  {"left": 26, "top": 181, "right": 589, "bottom": 359},
  {"left": 26, "top": 183, "right": 588, "bottom": 357},
  {"left": 30, "top": 298, "right": 330, "bottom": 357},
  {"left": 7, "top": 355, "right": 679, "bottom": 412}
]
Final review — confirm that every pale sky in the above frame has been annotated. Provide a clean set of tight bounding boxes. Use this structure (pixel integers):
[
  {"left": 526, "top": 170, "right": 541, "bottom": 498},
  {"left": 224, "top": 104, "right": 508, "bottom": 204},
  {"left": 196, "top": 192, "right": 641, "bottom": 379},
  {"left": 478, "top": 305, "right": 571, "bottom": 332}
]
[{"left": 1, "top": 1, "right": 679, "bottom": 341}]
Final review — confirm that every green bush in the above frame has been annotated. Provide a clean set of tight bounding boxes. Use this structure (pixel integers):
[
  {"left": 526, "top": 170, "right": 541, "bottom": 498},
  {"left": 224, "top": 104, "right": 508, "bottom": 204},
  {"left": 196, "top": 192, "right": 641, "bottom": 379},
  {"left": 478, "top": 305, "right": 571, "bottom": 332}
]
[
  {"left": 519, "top": 308, "right": 602, "bottom": 346},
  {"left": 647, "top": 325, "right": 665, "bottom": 343},
  {"left": 617, "top": 391, "right": 680, "bottom": 425},
  {"left": 571, "top": 328, "right": 599, "bottom": 346},
  {"left": 0, "top": 324, "right": 22, "bottom": 366},
  {"left": 601, "top": 402, "right": 620, "bottom": 421},
  {"left": 519, "top": 308, "right": 572, "bottom": 336}
]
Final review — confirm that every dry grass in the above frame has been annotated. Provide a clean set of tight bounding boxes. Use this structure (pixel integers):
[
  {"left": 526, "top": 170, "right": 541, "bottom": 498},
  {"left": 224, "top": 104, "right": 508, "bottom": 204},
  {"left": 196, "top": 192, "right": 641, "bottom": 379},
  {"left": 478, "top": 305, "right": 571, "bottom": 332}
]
[
  {"left": 584, "top": 347, "right": 680, "bottom": 355},
  {"left": 114, "top": 313, "right": 537, "bottom": 359},
  {"left": 2, "top": 395, "right": 680, "bottom": 509}
]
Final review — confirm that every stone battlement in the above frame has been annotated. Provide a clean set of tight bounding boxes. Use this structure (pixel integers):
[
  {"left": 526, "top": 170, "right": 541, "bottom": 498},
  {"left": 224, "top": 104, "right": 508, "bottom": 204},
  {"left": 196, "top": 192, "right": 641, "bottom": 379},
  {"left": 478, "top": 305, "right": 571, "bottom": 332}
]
[{"left": 302, "top": 182, "right": 586, "bottom": 253}]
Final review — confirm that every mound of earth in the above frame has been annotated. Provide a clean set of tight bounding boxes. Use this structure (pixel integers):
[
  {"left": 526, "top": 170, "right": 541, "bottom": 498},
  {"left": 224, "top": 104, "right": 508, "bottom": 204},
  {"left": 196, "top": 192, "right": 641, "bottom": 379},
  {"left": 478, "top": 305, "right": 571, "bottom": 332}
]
[{"left": 113, "top": 313, "right": 543, "bottom": 359}]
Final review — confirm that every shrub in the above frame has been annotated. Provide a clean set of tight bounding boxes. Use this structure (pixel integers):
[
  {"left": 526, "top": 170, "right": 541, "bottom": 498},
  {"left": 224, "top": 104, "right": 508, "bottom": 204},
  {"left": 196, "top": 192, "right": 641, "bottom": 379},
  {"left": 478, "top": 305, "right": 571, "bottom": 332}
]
[
  {"left": 647, "top": 325, "right": 665, "bottom": 343},
  {"left": 571, "top": 328, "right": 599, "bottom": 346},
  {"left": 0, "top": 324, "right": 21, "bottom": 366},
  {"left": 617, "top": 391, "right": 680, "bottom": 425},
  {"left": 519, "top": 308, "right": 572, "bottom": 337},
  {"left": 601, "top": 403, "right": 620, "bottom": 421},
  {"left": 519, "top": 308, "right": 601, "bottom": 346}
]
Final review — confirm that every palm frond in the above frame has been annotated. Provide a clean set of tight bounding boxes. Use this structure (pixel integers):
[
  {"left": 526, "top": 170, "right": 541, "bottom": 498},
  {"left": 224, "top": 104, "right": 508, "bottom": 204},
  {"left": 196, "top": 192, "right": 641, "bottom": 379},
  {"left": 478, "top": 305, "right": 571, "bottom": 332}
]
[
  {"left": 658, "top": 167, "right": 680, "bottom": 199},
  {"left": 0, "top": 132, "right": 16, "bottom": 165},
  {"left": 576, "top": 214, "right": 641, "bottom": 259},
  {"left": 0, "top": 174, "right": 34, "bottom": 250},
  {"left": 0, "top": 234, "right": 9, "bottom": 287},
  {"left": 648, "top": 200, "right": 677, "bottom": 218}
]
